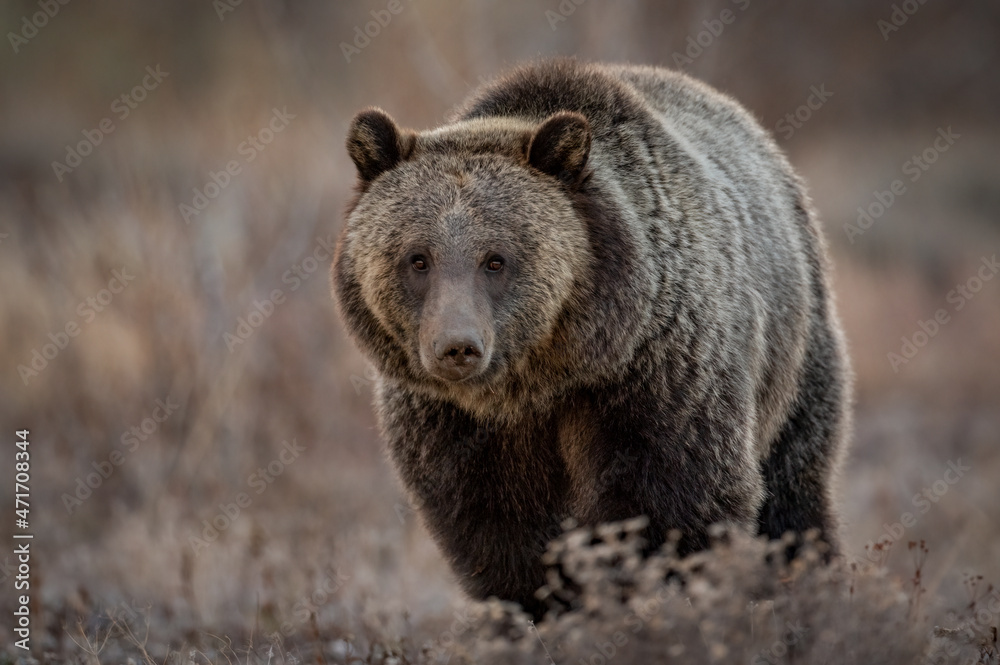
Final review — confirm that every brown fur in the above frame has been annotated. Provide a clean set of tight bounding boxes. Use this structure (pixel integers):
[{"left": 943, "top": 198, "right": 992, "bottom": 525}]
[{"left": 332, "top": 59, "right": 851, "bottom": 617}]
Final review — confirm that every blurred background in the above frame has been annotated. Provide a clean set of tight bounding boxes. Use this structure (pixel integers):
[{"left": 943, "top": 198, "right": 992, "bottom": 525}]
[{"left": 1, "top": 0, "right": 998, "bottom": 659}]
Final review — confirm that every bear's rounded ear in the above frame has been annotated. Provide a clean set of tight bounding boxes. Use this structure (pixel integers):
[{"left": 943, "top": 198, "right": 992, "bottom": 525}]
[
  {"left": 527, "top": 111, "right": 591, "bottom": 186},
  {"left": 347, "top": 108, "right": 413, "bottom": 182}
]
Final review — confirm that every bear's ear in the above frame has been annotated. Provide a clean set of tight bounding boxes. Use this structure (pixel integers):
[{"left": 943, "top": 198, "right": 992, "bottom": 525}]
[
  {"left": 347, "top": 108, "right": 414, "bottom": 182},
  {"left": 527, "top": 111, "right": 591, "bottom": 186}
]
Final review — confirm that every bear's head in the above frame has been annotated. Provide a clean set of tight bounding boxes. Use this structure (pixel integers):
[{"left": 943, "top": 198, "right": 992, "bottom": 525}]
[{"left": 333, "top": 107, "right": 599, "bottom": 414}]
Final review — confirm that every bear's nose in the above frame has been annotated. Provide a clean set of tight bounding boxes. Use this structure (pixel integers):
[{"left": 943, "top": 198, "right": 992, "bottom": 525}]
[{"left": 432, "top": 335, "right": 484, "bottom": 380}]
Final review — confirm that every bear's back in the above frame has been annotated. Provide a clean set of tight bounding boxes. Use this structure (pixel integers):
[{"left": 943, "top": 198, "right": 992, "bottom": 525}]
[
  {"left": 457, "top": 59, "right": 810, "bottom": 284},
  {"left": 457, "top": 60, "right": 790, "bottom": 190}
]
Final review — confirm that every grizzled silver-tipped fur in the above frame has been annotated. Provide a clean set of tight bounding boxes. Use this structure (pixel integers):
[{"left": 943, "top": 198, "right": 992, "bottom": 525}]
[{"left": 332, "top": 59, "right": 851, "bottom": 618}]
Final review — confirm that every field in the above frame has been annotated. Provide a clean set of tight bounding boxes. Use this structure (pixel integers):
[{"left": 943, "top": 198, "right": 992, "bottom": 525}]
[{"left": 1, "top": 1, "right": 999, "bottom": 663}]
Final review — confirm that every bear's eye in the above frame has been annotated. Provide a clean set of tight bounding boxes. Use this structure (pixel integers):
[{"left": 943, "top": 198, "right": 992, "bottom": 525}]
[
  {"left": 486, "top": 256, "right": 505, "bottom": 273},
  {"left": 411, "top": 255, "right": 428, "bottom": 272}
]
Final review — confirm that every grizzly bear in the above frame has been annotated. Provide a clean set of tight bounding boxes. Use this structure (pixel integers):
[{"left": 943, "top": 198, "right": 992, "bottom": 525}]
[{"left": 332, "top": 59, "right": 851, "bottom": 617}]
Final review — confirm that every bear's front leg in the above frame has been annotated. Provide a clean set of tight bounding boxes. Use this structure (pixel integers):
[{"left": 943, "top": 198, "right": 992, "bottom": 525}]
[
  {"left": 378, "top": 382, "right": 568, "bottom": 616},
  {"left": 558, "top": 379, "right": 765, "bottom": 556}
]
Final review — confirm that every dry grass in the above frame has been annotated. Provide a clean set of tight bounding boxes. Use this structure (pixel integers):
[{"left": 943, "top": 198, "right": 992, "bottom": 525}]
[{"left": 18, "top": 523, "right": 1000, "bottom": 664}]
